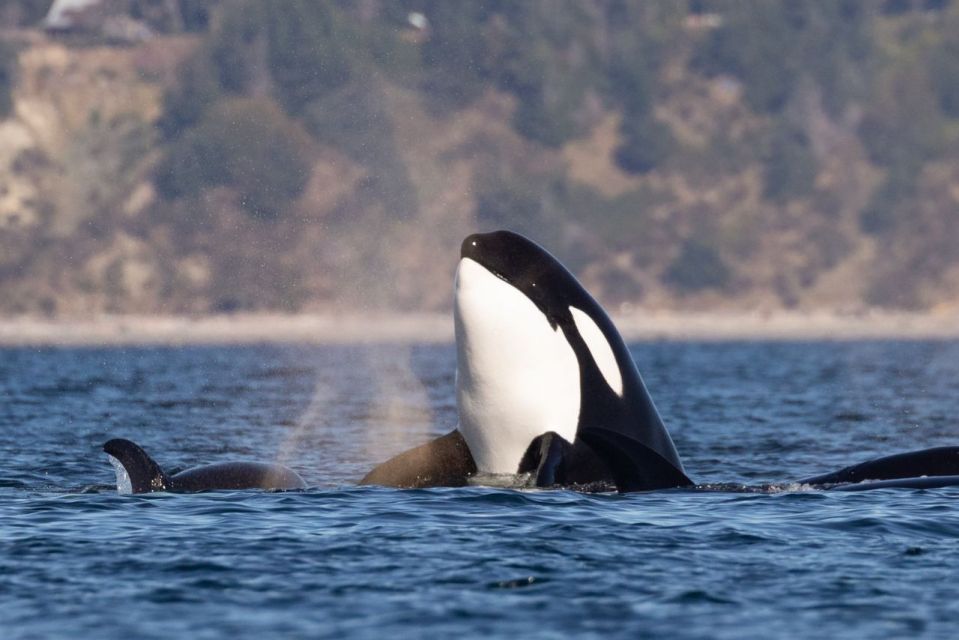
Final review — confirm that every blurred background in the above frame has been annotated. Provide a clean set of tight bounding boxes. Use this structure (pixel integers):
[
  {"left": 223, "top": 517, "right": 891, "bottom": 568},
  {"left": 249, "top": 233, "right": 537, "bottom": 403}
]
[{"left": 0, "top": 0, "right": 957, "bottom": 318}]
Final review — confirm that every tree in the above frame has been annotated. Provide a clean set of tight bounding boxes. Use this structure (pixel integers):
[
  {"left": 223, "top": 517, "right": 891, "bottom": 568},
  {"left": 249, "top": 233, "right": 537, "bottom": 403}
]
[
  {"left": 614, "top": 113, "right": 675, "bottom": 175},
  {"left": 209, "top": 1, "right": 354, "bottom": 112},
  {"left": 693, "top": 0, "right": 873, "bottom": 115},
  {"left": 762, "top": 121, "right": 816, "bottom": 202},
  {"left": 605, "top": 2, "right": 683, "bottom": 172},
  {"left": 156, "top": 98, "right": 311, "bottom": 219},
  {"left": 0, "top": 0, "right": 53, "bottom": 28},
  {"left": 264, "top": 1, "right": 354, "bottom": 112},
  {"left": 929, "top": 6, "right": 959, "bottom": 118},
  {"left": 664, "top": 239, "right": 731, "bottom": 293},
  {"left": 157, "top": 50, "right": 221, "bottom": 140},
  {"left": 0, "top": 40, "right": 16, "bottom": 119},
  {"left": 419, "top": 0, "right": 492, "bottom": 110}
]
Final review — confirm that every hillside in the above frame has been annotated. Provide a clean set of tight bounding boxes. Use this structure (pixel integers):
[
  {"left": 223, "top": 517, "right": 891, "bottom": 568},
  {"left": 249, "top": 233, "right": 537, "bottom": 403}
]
[{"left": 1, "top": 0, "right": 958, "bottom": 316}]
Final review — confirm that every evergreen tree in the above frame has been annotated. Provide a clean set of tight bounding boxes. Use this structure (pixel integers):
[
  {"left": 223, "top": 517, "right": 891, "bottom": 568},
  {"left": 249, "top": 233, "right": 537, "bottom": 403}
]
[
  {"left": 156, "top": 98, "right": 311, "bottom": 219},
  {"left": 0, "top": 41, "right": 16, "bottom": 119}
]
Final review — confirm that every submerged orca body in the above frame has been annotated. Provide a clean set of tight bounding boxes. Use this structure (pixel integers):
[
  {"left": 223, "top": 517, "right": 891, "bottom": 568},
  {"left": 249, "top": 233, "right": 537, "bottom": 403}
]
[
  {"left": 104, "top": 438, "right": 306, "bottom": 494},
  {"left": 800, "top": 446, "right": 959, "bottom": 491},
  {"left": 363, "top": 230, "right": 959, "bottom": 494}
]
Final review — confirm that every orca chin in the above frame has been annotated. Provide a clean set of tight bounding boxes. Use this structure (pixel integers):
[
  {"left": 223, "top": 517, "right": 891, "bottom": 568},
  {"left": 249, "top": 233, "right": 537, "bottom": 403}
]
[{"left": 103, "top": 439, "right": 306, "bottom": 494}]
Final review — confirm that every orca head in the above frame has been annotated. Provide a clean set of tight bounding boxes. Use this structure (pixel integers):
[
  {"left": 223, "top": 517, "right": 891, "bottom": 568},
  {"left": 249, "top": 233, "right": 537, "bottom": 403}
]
[
  {"left": 455, "top": 230, "right": 627, "bottom": 475},
  {"left": 460, "top": 230, "right": 584, "bottom": 329}
]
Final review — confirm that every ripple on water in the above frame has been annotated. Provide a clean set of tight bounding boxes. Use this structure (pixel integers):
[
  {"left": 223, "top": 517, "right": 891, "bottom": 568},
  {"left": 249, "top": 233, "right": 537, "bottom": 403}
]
[{"left": 3, "top": 343, "right": 959, "bottom": 639}]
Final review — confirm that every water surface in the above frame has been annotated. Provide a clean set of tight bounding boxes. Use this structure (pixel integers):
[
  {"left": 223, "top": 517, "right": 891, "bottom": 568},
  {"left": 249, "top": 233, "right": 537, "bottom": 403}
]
[{"left": 2, "top": 342, "right": 959, "bottom": 638}]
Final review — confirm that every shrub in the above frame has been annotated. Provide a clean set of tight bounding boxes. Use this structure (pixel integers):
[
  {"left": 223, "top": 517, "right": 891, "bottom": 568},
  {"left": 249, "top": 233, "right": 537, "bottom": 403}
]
[
  {"left": 0, "top": 40, "right": 17, "bottom": 119},
  {"left": 210, "top": 1, "right": 353, "bottom": 113},
  {"left": 156, "top": 98, "right": 311, "bottom": 219},
  {"left": 512, "top": 81, "right": 582, "bottom": 148},
  {"left": 762, "top": 122, "right": 817, "bottom": 202},
  {"left": 157, "top": 51, "right": 221, "bottom": 140},
  {"left": 663, "top": 239, "right": 731, "bottom": 293},
  {"left": 614, "top": 113, "right": 675, "bottom": 175},
  {"left": 692, "top": 1, "right": 873, "bottom": 115},
  {"left": 859, "top": 166, "right": 916, "bottom": 234},
  {"left": 1, "top": 1, "right": 53, "bottom": 28}
]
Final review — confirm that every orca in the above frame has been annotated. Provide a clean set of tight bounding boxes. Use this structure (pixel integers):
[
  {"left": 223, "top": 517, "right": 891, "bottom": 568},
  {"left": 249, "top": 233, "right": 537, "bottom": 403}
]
[
  {"left": 98, "top": 225, "right": 959, "bottom": 496},
  {"left": 360, "top": 430, "right": 476, "bottom": 488},
  {"left": 363, "top": 229, "right": 692, "bottom": 491},
  {"left": 800, "top": 446, "right": 959, "bottom": 490},
  {"left": 362, "top": 229, "right": 959, "bottom": 494},
  {"left": 104, "top": 438, "right": 306, "bottom": 494}
]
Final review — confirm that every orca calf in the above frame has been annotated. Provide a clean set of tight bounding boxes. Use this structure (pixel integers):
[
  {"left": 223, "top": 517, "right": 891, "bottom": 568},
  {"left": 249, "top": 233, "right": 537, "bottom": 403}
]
[
  {"left": 362, "top": 230, "right": 959, "bottom": 493},
  {"left": 104, "top": 438, "right": 306, "bottom": 494}
]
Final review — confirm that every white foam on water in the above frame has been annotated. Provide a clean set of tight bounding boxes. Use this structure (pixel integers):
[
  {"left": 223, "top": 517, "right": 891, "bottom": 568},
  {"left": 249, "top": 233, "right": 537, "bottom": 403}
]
[
  {"left": 765, "top": 482, "right": 817, "bottom": 494},
  {"left": 107, "top": 454, "right": 133, "bottom": 494},
  {"left": 468, "top": 472, "right": 535, "bottom": 489}
]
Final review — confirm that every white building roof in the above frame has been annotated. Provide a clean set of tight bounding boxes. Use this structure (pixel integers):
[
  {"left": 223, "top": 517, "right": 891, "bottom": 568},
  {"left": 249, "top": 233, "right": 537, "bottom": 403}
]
[{"left": 43, "top": 0, "right": 103, "bottom": 30}]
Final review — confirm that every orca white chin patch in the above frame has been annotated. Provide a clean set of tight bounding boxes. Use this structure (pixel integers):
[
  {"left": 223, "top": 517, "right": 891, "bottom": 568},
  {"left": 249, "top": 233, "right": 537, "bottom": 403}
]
[
  {"left": 570, "top": 307, "right": 623, "bottom": 396},
  {"left": 454, "top": 258, "right": 581, "bottom": 474}
]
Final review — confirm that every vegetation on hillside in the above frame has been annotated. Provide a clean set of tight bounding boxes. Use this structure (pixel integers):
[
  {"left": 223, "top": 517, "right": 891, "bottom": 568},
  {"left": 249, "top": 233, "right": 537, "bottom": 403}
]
[{"left": 1, "top": 0, "right": 959, "bottom": 314}]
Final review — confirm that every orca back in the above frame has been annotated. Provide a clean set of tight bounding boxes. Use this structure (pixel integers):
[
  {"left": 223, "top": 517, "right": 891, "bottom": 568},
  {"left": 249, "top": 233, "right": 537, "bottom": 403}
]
[
  {"left": 801, "top": 446, "right": 959, "bottom": 486},
  {"left": 170, "top": 461, "right": 307, "bottom": 492}
]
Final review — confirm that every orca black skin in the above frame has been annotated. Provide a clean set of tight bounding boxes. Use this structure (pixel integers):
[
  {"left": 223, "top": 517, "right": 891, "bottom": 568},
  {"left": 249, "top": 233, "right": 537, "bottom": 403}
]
[
  {"left": 460, "top": 231, "right": 689, "bottom": 484},
  {"left": 104, "top": 438, "right": 306, "bottom": 494},
  {"left": 359, "top": 430, "right": 476, "bottom": 489},
  {"left": 463, "top": 230, "right": 692, "bottom": 490},
  {"left": 363, "top": 230, "right": 959, "bottom": 494},
  {"left": 800, "top": 446, "right": 959, "bottom": 489},
  {"left": 365, "top": 230, "right": 691, "bottom": 492}
]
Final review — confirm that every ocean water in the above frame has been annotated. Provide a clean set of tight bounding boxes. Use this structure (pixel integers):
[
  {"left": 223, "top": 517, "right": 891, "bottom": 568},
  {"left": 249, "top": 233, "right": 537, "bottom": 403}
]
[{"left": 2, "top": 341, "right": 959, "bottom": 639}]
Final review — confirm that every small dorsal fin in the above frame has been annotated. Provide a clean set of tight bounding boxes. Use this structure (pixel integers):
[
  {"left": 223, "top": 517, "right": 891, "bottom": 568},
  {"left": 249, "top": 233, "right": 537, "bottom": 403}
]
[
  {"left": 103, "top": 439, "right": 171, "bottom": 493},
  {"left": 518, "top": 431, "right": 571, "bottom": 487}
]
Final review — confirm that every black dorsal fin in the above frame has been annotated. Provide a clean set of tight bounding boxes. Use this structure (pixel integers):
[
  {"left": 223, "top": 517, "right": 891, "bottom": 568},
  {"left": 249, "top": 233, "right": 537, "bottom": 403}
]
[{"left": 103, "top": 438, "right": 171, "bottom": 493}]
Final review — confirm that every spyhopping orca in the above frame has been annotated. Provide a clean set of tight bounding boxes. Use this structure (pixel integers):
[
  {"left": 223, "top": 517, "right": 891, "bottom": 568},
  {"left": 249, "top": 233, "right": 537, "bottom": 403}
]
[
  {"left": 104, "top": 438, "right": 306, "bottom": 493},
  {"left": 363, "top": 229, "right": 691, "bottom": 492},
  {"left": 362, "top": 230, "right": 959, "bottom": 493}
]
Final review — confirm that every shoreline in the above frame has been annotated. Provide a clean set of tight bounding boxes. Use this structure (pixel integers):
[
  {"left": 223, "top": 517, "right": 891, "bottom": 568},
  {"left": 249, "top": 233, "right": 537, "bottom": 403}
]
[{"left": 2, "top": 310, "right": 959, "bottom": 346}]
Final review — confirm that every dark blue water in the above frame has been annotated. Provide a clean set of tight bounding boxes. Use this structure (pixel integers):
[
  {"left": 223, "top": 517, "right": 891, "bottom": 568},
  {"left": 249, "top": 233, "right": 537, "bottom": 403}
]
[{"left": 3, "top": 342, "right": 959, "bottom": 638}]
